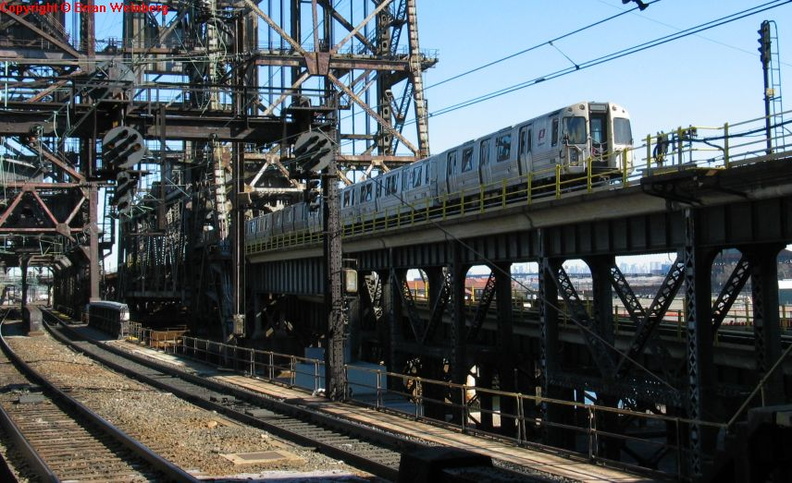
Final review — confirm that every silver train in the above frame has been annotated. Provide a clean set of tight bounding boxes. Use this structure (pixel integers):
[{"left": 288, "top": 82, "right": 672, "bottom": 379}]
[{"left": 248, "top": 101, "right": 633, "bottom": 242}]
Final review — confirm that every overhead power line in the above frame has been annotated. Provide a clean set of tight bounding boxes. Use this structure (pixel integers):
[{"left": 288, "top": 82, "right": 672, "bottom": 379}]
[
  {"left": 427, "top": 0, "right": 791, "bottom": 119},
  {"left": 427, "top": 0, "right": 662, "bottom": 91}
]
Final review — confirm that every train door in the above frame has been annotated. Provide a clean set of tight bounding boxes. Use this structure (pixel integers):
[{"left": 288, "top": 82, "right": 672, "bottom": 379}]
[
  {"left": 259, "top": 214, "right": 271, "bottom": 240},
  {"left": 561, "top": 113, "right": 587, "bottom": 171},
  {"left": 356, "top": 180, "right": 376, "bottom": 220},
  {"left": 307, "top": 203, "right": 323, "bottom": 234},
  {"left": 590, "top": 112, "right": 608, "bottom": 161},
  {"left": 340, "top": 187, "right": 351, "bottom": 220},
  {"left": 404, "top": 159, "right": 432, "bottom": 210},
  {"left": 376, "top": 170, "right": 401, "bottom": 214},
  {"left": 283, "top": 203, "right": 297, "bottom": 233},
  {"left": 530, "top": 114, "right": 557, "bottom": 179},
  {"left": 292, "top": 203, "right": 308, "bottom": 232},
  {"left": 457, "top": 143, "right": 478, "bottom": 194},
  {"left": 246, "top": 217, "right": 257, "bottom": 240},
  {"left": 517, "top": 124, "right": 533, "bottom": 176},
  {"left": 272, "top": 209, "right": 284, "bottom": 234},
  {"left": 425, "top": 157, "right": 437, "bottom": 201},
  {"left": 485, "top": 128, "right": 518, "bottom": 188},
  {"left": 440, "top": 148, "right": 458, "bottom": 198}
]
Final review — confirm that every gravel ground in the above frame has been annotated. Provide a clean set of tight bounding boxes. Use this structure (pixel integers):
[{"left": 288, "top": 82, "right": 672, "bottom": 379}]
[{"left": 0, "top": 324, "right": 383, "bottom": 482}]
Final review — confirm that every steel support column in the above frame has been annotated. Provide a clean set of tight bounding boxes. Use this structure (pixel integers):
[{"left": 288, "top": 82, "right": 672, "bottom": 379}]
[
  {"left": 683, "top": 208, "right": 717, "bottom": 478},
  {"left": 587, "top": 256, "right": 623, "bottom": 459},
  {"left": 586, "top": 256, "right": 616, "bottom": 371},
  {"left": 538, "top": 229, "right": 573, "bottom": 448},
  {"left": 494, "top": 262, "right": 517, "bottom": 437},
  {"left": 449, "top": 244, "right": 467, "bottom": 424},
  {"left": 426, "top": 266, "right": 450, "bottom": 344},
  {"left": 385, "top": 257, "right": 405, "bottom": 379},
  {"left": 745, "top": 244, "right": 785, "bottom": 405},
  {"left": 87, "top": 182, "right": 100, "bottom": 301}
]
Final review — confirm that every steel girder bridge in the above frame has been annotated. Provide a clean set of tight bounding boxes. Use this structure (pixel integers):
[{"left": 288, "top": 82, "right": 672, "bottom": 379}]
[{"left": 247, "top": 151, "right": 792, "bottom": 479}]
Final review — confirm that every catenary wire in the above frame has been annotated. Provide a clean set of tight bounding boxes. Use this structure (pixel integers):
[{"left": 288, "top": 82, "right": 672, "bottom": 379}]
[
  {"left": 425, "top": 0, "right": 791, "bottom": 120},
  {"left": 426, "top": 0, "right": 663, "bottom": 91}
]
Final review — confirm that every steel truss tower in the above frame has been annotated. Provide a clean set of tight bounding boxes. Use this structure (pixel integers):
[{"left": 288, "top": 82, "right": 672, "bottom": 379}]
[{"left": 0, "top": 1, "right": 436, "bottom": 335}]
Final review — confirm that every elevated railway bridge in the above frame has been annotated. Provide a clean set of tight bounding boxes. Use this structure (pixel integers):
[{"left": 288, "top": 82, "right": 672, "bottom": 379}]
[{"left": 246, "top": 116, "right": 792, "bottom": 480}]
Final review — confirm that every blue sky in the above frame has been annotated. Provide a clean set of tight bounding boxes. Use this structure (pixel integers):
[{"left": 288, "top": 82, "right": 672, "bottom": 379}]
[
  {"left": 416, "top": 0, "right": 791, "bottom": 153},
  {"left": 87, "top": 0, "right": 792, "bottom": 154}
]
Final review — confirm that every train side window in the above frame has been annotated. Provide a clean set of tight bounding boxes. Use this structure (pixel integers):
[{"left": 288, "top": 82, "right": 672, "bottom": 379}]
[
  {"left": 496, "top": 133, "right": 511, "bottom": 162},
  {"left": 342, "top": 191, "right": 351, "bottom": 207},
  {"left": 412, "top": 165, "right": 422, "bottom": 187},
  {"left": 462, "top": 147, "right": 474, "bottom": 172},
  {"left": 479, "top": 140, "right": 490, "bottom": 167},
  {"left": 519, "top": 127, "right": 532, "bottom": 154},
  {"left": 551, "top": 118, "right": 559, "bottom": 147},
  {"left": 447, "top": 151, "right": 457, "bottom": 176}
]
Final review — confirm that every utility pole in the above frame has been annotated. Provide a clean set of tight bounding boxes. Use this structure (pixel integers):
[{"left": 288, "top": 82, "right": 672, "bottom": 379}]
[{"left": 758, "top": 20, "right": 773, "bottom": 154}]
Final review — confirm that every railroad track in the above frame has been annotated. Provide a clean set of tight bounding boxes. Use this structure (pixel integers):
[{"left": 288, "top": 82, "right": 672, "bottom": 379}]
[
  {"left": 0, "top": 314, "right": 194, "bottom": 482},
  {"left": 41, "top": 314, "right": 412, "bottom": 480},
  {"left": 41, "top": 310, "right": 543, "bottom": 482}
]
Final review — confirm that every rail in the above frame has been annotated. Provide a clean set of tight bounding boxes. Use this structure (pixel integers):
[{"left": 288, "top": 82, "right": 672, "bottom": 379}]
[
  {"left": 247, "top": 108, "right": 792, "bottom": 254},
  {"left": 2, "top": 312, "right": 197, "bottom": 482}
]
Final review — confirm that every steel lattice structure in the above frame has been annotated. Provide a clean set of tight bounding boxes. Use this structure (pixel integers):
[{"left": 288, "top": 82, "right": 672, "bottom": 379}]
[{"left": 0, "top": 1, "right": 436, "bottom": 334}]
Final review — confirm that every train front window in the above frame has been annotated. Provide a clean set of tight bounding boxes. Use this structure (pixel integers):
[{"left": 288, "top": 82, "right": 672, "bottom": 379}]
[
  {"left": 614, "top": 117, "right": 632, "bottom": 145},
  {"left": 590, "top": 116, "right": 605, "bottom": 144},
  {"left": 563, "top": 117, "right": 586, "bottom": 144}
]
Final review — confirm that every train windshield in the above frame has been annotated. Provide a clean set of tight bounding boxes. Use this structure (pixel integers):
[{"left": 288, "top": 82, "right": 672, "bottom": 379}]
[
  {"left": 613, "top": 117, "right": 632, "bottom": 145},
  {"left": 563, "top": 117, "right": 587, "bottom": 144}
]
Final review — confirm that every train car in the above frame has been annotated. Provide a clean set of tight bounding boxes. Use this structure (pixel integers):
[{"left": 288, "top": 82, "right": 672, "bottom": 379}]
[
  {"left": 86, "top": 300, "right": 130, "bottom": 339},
  {"left": 437, "top": 101, "right": 633, "bottom": 198},
  {"left": 248, "top": 101, "right": 633, "bottom": 242}
]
